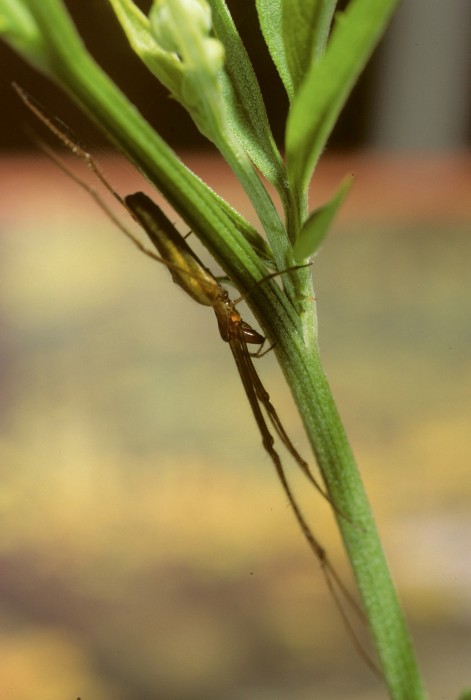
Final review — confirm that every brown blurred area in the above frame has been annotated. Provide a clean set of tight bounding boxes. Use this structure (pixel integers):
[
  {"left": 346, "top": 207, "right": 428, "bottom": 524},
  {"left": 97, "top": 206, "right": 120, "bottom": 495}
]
[{"left": 1, "top": 2, "right": 471, "bottom": 699}]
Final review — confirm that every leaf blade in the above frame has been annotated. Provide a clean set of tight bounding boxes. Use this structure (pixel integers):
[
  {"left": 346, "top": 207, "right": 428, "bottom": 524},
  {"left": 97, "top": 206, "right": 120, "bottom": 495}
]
[
  {"left": 293, "top": 176, "right": 352, "bottom": 261},
  {"left": 256, "top": 0, "right": 337, "bottom": 102},
  {"left": 286, "top": 0, "right": 400, "bottom": 193},
  {"left": 209, "top": 0, "right": 286, "bottom": 191}
]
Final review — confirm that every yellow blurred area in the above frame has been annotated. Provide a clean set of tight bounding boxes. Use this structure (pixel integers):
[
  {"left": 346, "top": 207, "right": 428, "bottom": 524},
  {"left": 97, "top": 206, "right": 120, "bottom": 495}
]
[
  {"left": 1, "top": 153, "right": 471, "bottom": 698},
  {"left": 0, "top": 627, "right": 123, "bottom": 700}
]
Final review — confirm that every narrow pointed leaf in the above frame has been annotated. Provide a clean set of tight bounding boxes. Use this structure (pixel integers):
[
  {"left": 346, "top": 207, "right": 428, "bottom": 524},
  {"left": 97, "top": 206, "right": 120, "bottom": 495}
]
[
  {"left": 255, "top": 0, "right": 291, "bottom": 96},
  {"left": 286, "top": 0, "right": 400, "bottom": 193},
  {"left": 293, "top": 176, "right": 351, "bottom": 261},
  {"left": 208, "top": 0, "right": 286, "bottom": 191},
  {"left": 256, "top": 0, "right": 337, "bottom": 102}
]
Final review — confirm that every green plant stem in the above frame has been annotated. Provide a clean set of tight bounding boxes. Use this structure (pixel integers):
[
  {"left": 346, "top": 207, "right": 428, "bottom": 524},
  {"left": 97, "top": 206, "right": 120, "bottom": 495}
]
[
  {"left": 273, "top": 322, "right": 428, "bottom": 699},
  {"left": 5, "top": 1, "right": 428, "bottom": 696}
]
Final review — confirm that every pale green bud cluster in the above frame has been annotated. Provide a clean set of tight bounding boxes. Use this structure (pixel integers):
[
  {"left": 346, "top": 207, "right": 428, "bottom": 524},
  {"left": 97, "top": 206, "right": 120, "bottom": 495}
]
[
  {"left": 150, "top": 0, "right": 212, "bottom": 53},
  {"left": 150, "top": 0, "right": 224, "bottom": 84}
]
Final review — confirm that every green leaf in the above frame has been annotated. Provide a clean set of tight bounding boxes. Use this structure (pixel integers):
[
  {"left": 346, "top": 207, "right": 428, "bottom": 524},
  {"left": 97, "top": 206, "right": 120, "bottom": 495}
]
[
  {"left": 286, "top": 0, "right": 400, "bottom": 193},
  {"left": 256, "top": 1, "right": 290, "bottom": 96},
  {"left": 208, "top": 0, "right": 286, "bottom": 192},
  {"left": 281, "top": 0, "right": 337, "bottom": 91},
  {"left": 293, "top": 176, "right": 351, "bottom": 261},
  {"left": 256, "top": 0, "right": 337, "bottom": 102}
]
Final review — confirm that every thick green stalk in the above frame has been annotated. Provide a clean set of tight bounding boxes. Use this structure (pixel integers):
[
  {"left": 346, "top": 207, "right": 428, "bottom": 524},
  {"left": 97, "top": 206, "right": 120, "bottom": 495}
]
[{"left": 249, "top": 283, "right": 428, "bottom": 700}]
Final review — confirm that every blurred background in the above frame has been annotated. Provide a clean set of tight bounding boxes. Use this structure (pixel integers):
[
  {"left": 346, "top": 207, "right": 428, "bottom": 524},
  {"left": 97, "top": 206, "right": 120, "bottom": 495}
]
[{"left": 1, "top": 1, "right": 471, "bottom": 698}]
